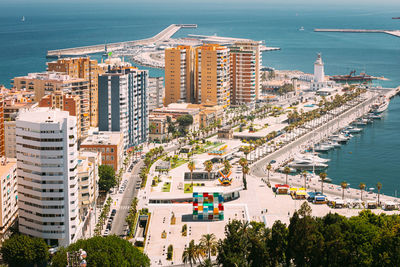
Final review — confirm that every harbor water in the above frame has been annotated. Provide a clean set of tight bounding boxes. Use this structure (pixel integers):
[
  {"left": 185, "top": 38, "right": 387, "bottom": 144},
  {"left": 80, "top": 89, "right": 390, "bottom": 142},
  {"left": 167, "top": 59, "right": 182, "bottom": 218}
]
[{"left": 0, "top": 1, "right": 399, "bottom": 195}]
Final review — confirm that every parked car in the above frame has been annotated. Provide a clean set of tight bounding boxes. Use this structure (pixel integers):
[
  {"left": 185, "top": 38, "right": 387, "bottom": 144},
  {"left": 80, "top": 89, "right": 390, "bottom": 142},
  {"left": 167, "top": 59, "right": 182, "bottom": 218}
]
[{"left": 103, "top": 229, "right": 110, "bottom": 236}]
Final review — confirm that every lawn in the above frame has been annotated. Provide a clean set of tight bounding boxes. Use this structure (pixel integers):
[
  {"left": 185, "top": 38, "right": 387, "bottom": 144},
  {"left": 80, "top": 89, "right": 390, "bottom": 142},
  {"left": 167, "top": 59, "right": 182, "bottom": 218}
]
[
  {"left": 162, "top": 182, "right": 171, "bottom": 192},
  {"left": 171, "top": 158, "right": 188, "bottom": 169},
  {"left": 204, "top": 142, "right": 225, "bottom": 150},
  {"left": 184, "top": 183, "right": 205, "bottom": 193}
]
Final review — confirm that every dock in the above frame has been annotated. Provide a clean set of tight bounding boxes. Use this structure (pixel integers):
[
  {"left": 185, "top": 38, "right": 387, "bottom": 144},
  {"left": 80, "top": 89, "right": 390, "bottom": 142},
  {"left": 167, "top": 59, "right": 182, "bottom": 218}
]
[
  {"left": 314, "top": 29, "right": 400, "bottom": 38},
  {"left": 46, "top": 24, "right": 197, "bottom": 58}
]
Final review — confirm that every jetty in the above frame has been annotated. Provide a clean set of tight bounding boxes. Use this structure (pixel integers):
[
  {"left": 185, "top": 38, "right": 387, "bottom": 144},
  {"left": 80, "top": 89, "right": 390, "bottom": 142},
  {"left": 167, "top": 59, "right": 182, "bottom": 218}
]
[
  {"left": 314, "top": 29, "right": 400, "bottom": 38},
  {"left": 46, "top": 24, "right": 197, "bottom": 58}
]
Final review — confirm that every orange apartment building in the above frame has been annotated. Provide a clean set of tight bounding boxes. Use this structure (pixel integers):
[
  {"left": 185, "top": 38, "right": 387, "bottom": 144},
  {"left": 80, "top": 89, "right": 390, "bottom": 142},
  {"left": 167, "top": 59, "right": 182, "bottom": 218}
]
[
  {"left": 230, "top": 41, "right": 261, "bottom": 108},
  {"left": 164, "top": 46, "right": 195, "bottom": 106},
  {"left": 80, "top": 131, "right": 124, "bottom": 172},
  {"left": 0, "top": 94, "right": 4, "bottom": 157},
  {"left": 196, "top": 44, "right": 230, "bottom": 108},
  {"left": 47, "top": 57, "right": 104, "bottom": 127},
  {"left": 12, "top": 72, "right": 90, "bottom": 138},
  {"left": 39, "top": 91, "right": 82, "bottom": 140}
]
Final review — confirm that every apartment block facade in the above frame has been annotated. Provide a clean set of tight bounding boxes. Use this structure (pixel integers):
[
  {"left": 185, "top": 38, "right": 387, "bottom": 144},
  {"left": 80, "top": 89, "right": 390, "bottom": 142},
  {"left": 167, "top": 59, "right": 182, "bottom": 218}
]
[
  {"left": 47, "top": 57, "right": 104, "bottom": 127},
  {"left": 196, "top": 44, "right": 230, "bottom": 108},
  {"left": 16, "top": 108, "right": 79, "bottom": 247},
  {"left": 164, "top": 46, "right": 195, "bottom": 106},
  {"left": 0, "top": 158, "right": 18, "bottom": 241},
  {"left": 98, "top": 67, "right": 148, "bottom": 149},
  {"left": 230, "top": 41, "right": 261, "bottom": 108}
]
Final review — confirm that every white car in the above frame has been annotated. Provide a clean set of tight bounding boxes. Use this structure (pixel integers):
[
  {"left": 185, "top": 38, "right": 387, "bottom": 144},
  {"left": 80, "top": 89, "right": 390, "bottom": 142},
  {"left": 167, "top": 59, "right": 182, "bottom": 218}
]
[{"left": 103, "top": 229, "right": 110, "bottom": 236}]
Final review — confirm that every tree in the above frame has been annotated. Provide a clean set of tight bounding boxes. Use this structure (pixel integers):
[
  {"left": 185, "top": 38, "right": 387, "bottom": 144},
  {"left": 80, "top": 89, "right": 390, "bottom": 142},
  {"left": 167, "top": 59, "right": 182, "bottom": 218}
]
[
  {"left": 266, "top": 164, "right": 272, "bottom": 183},
  {"left": 149, "top": 122, "right": 156, "bottom": 134},
  {"left": 268, "top": 220, "right": 288, "bottom": 266},
  {"left": 177, "top": 114, "right": 194, "bottom": 127},
  {"left": 283, "top": 166, "right": 291, "bottom": 185},
  {"left": 242, "top": 165, "right": 249, "bottom": 190},
  {"left": 341, "top": 181, "right": 348, "bottom": 199},
  {"left": 1, "top": 235, "right": 49, "bottom": 267},
  {"left": 319, "top": 172, "right": 327, "bottom": 194},
  {"left": 98, "top": 165, "right": 116, "bottom": 192},
  {"left": 377, "top": 182, "right": 382, "bottom": 206},
  {"left": 223, "top": 160, "right": 231, "bottom": 175},
  {"left": 51, "top": 235, "right": 150, "bottom": 267},
  {"left": 359, "top": 182, "right": 366, "bottom": 201},
  {"left": 182, "top": 240, "right": 197, "bottom": 267},
  {"left": 203, "top": 160, "right": 213, "bottom": 180},
  {"left": 200, "top": 234, "right": 218, "bottom": 261},
  {"left": 188, "top": 161, "right": 195, "bottom": 187},
  {"left": 298, "top": 201, "right": 312, "bottom": 217}
]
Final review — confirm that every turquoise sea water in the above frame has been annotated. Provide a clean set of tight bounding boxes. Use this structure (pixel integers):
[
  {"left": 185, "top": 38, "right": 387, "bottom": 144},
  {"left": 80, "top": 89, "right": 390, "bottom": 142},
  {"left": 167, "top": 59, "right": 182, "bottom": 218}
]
[{"left": 0, "top": 1, "right": 399, "bottom": 195}]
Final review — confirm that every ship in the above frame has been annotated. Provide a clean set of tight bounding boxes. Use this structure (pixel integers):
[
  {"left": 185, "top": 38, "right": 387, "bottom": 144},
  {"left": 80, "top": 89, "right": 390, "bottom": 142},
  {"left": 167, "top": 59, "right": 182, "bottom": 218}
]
[
  {"left": 329, "top": 70, "right": 376, "bottom": 82},
  {"left": 392, "top": 17, "right": 400, "bottom": 19}
]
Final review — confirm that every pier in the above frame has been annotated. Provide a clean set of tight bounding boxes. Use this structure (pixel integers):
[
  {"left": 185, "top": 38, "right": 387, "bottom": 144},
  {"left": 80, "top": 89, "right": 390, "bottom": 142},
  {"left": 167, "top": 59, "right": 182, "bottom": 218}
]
[
  {"left": 314, "top": 29, "right": 400, "bottom": 38},
  {"left": 46, "top": 24, "right": 197, "bottom": 58}
]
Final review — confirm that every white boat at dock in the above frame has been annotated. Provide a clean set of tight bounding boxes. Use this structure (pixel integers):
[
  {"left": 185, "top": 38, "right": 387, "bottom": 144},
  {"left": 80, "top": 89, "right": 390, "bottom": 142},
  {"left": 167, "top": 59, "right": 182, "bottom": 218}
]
[
  {"left": 294, "top": 153, "right": 330, "bottom": 163},
  {"left": 288, "top": 159, "right": 328, "bottom": 171},
  {"left": 329, "top": 133, "right": 350, "bottom": 143},
  {"left": 314, "top": 144, "right": 334, "bottom": 152},
  {"left": 370, "top": 97, "right": 389, "bottom": 114},
  {"left": 344, "top": 126, "right": 363, "bottom": 133}
]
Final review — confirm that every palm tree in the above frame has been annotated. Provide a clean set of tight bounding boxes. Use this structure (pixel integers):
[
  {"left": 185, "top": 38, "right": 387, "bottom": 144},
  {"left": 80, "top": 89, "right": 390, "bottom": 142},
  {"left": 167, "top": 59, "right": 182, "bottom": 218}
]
[
  {"left": 182, "top": 240, "right": 197, "bottom": 267},
  {"left": 319, "top": 172, "right": 327, "bottom": 194},
  {"left": 341, "top": 181, "right": 348, "bottom": 200},
  {"left": 266, "top": 163, "right": 272, "bottom": 183},
  {"left": 188, "top": 161, "right": 195, "bottom": 187},
  {"left": 242, "top": 165, "right": 249, "bottom": 190},
  {"left": 203, "top": 160, "right": 213, "bottom": 180},
  {"left": 283, "top": 166, "right": 291, "bottom": 185},
  {"left": 302, "top": 170, "right": 308, "bottom": 189},
  {"left": 199, "top": 233, "right": 217, "bottom": 261},
  {"left": 242, "top": 146, "right": 250, "bottom": 160},
  {"left": 223, "top": 159, "right": 232, "bottom": 175},
  {"left": 359, "top": 182, "right": 366, "bottom": 201},
  {"left": 377, "top": 182, "right": 382, "bottom": 206}
]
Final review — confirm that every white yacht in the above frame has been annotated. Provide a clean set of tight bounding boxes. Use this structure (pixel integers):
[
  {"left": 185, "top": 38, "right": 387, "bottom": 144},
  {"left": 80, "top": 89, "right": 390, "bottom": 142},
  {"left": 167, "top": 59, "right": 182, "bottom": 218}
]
[
  {"left": 294, "top": 153, "right": 330, "bottom": 163},
  {"left": 329, "top": 134, "right": 349, "bottom": 143},
  {"left": 371, "top": 97, "right": 389, "bottom": 114},
  {"left": 289, "top": 159, "right": 328, "bottom": 171},
  {"left": 345, "top": 126, "right": 363, "bottom": 133},
  {"left": 314, "top": 144, "right": 334, "bottom": 152},
  {"left": 321, "top": 141, "right": 341, "bottom": 148}
]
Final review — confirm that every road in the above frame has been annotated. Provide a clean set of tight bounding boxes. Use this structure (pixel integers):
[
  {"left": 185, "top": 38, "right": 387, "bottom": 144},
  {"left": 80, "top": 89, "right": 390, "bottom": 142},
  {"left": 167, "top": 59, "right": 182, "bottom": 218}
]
[
  {"left": 110, "top": 161, "right": 143, "bottom": 236},
  {"left": 110, "top": 143, "right": 179, "bottom": 236}
]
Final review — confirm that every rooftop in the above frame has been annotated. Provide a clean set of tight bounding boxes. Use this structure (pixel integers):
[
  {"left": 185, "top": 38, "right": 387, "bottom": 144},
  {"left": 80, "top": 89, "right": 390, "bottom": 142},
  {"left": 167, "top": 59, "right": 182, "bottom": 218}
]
[
  {"left": 0, "top": 158, "right": 17, "bottom": 178},
  {"left": 17, "top": 107, "right": 71, "bottom": 124},
  {"left": 81, "top": 131, "right": 122, "bottom": 146}
]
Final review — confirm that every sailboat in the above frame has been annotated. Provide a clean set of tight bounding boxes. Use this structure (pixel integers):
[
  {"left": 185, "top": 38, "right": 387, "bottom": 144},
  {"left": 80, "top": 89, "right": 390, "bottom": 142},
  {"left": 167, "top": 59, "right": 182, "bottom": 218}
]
[
  {"left": 21, "top": 16, "right": 25, "bottom": 22},
  {"left": 299, "top": 26, "right": 305, "bottom": 31}
]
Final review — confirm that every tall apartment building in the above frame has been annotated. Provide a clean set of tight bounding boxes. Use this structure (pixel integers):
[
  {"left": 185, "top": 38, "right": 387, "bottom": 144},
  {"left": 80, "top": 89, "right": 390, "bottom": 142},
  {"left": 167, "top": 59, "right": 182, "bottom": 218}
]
[
  {"left": 196, "top": 44, "right": 230, "bottom": 108},
  {"left": 4, "top": 121, "right": 16, "bottom": 158},
  {"left": 164, "top": 46, "right": 195, "bottom": 106},
  {"left": 0, "top": 94, "right": 4, "bottom": 157},
  {"left": 230, "top": 41, "right": 261, "bottom": 108},
  {"left": 16, "top": 108, "right": 79, "bottom": 247},
  {"left": 98, "top": 67, "right": 148, "bottom": 149},
  {"left": 0, "top": 158, "right": 18, "bottom": 241},
  {"left": 39, "top": 92, "right": 82, "bottom": 140},
  {"left": 148, "top": 77, "right": 164, "bottom": 111},
  {"left": 12, "top": 72, "right": 90, "bottom": 139},
  {"left": 47, "top": 57, "right": 104, "bottom": 127}
]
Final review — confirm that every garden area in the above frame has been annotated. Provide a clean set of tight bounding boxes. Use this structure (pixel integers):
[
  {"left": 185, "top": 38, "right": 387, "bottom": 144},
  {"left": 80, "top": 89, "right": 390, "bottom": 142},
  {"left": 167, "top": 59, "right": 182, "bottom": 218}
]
[{"left": 184, "top": 183, "right": 205, "bottom": 193}]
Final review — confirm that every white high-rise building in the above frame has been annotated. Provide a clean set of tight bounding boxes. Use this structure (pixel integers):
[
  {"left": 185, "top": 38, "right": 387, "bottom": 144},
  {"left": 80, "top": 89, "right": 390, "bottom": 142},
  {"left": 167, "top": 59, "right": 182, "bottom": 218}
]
[
  {"left": 314, "top": 53, "right": 325, "bottom": 83},
  {"left": 16, "top": 108, "right": 79, "bottom": 247}
]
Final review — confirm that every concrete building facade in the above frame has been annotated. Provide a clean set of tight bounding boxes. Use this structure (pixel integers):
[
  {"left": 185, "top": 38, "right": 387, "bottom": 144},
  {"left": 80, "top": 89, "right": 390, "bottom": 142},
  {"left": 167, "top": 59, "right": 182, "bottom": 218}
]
[
  {"left": 16, "top": 108, "right": 79, "bottom": 247},
  {"left": 164, "top": 46, "right": 195, "bottom": 106},
  {"left": 0, "top": 94, "right": 4, "bottom": 157},
  {"left": 0, "top": 158, "right": 18, "bottom": 242},
  {"left": 98, "top": 67, "right": 148, "bottom": 149},
  {"left": 230, "top": 41, "right": 261, "bottom": 108},
  {"left": 148, "top": 77, "right": 165, "bottom": 111},
  {"left": 47, "top": 57, "right": 104, "bottom": 127},
  {"left": 80, "top": 131, "right": 124, "bottom": 172},
  {"left": 196, "top": 44, "right": 230, "bottom": 108}
]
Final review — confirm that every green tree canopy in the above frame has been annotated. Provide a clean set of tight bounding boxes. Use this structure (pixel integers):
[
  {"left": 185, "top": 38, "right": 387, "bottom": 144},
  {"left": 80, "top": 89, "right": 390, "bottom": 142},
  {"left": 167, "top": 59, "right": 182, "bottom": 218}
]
[
  {"left": 177, "top": 114, "right": 194, "bottom": 127},
  {"left": 51, "top": 235, "right": 150, "bottom": 267},
  {"left": 98, "top": 164, "right": 117, "bottom": 192},
  {"left": 1, "top": 234, "right": 49, "bottom": 267}
]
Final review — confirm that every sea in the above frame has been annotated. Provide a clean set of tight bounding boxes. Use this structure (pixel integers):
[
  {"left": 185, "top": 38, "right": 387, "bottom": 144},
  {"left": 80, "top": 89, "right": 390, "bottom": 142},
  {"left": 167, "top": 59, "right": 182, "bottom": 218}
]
[{"left": 0, "top": 0, "right": 399, "bottom": 196}]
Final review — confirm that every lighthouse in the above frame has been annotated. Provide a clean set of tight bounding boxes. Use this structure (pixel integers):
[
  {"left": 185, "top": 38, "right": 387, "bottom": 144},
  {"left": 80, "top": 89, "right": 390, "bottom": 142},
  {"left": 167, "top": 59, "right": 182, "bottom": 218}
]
[{"left": 314, "top": 53, "right": 325, "bottom": 83}]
